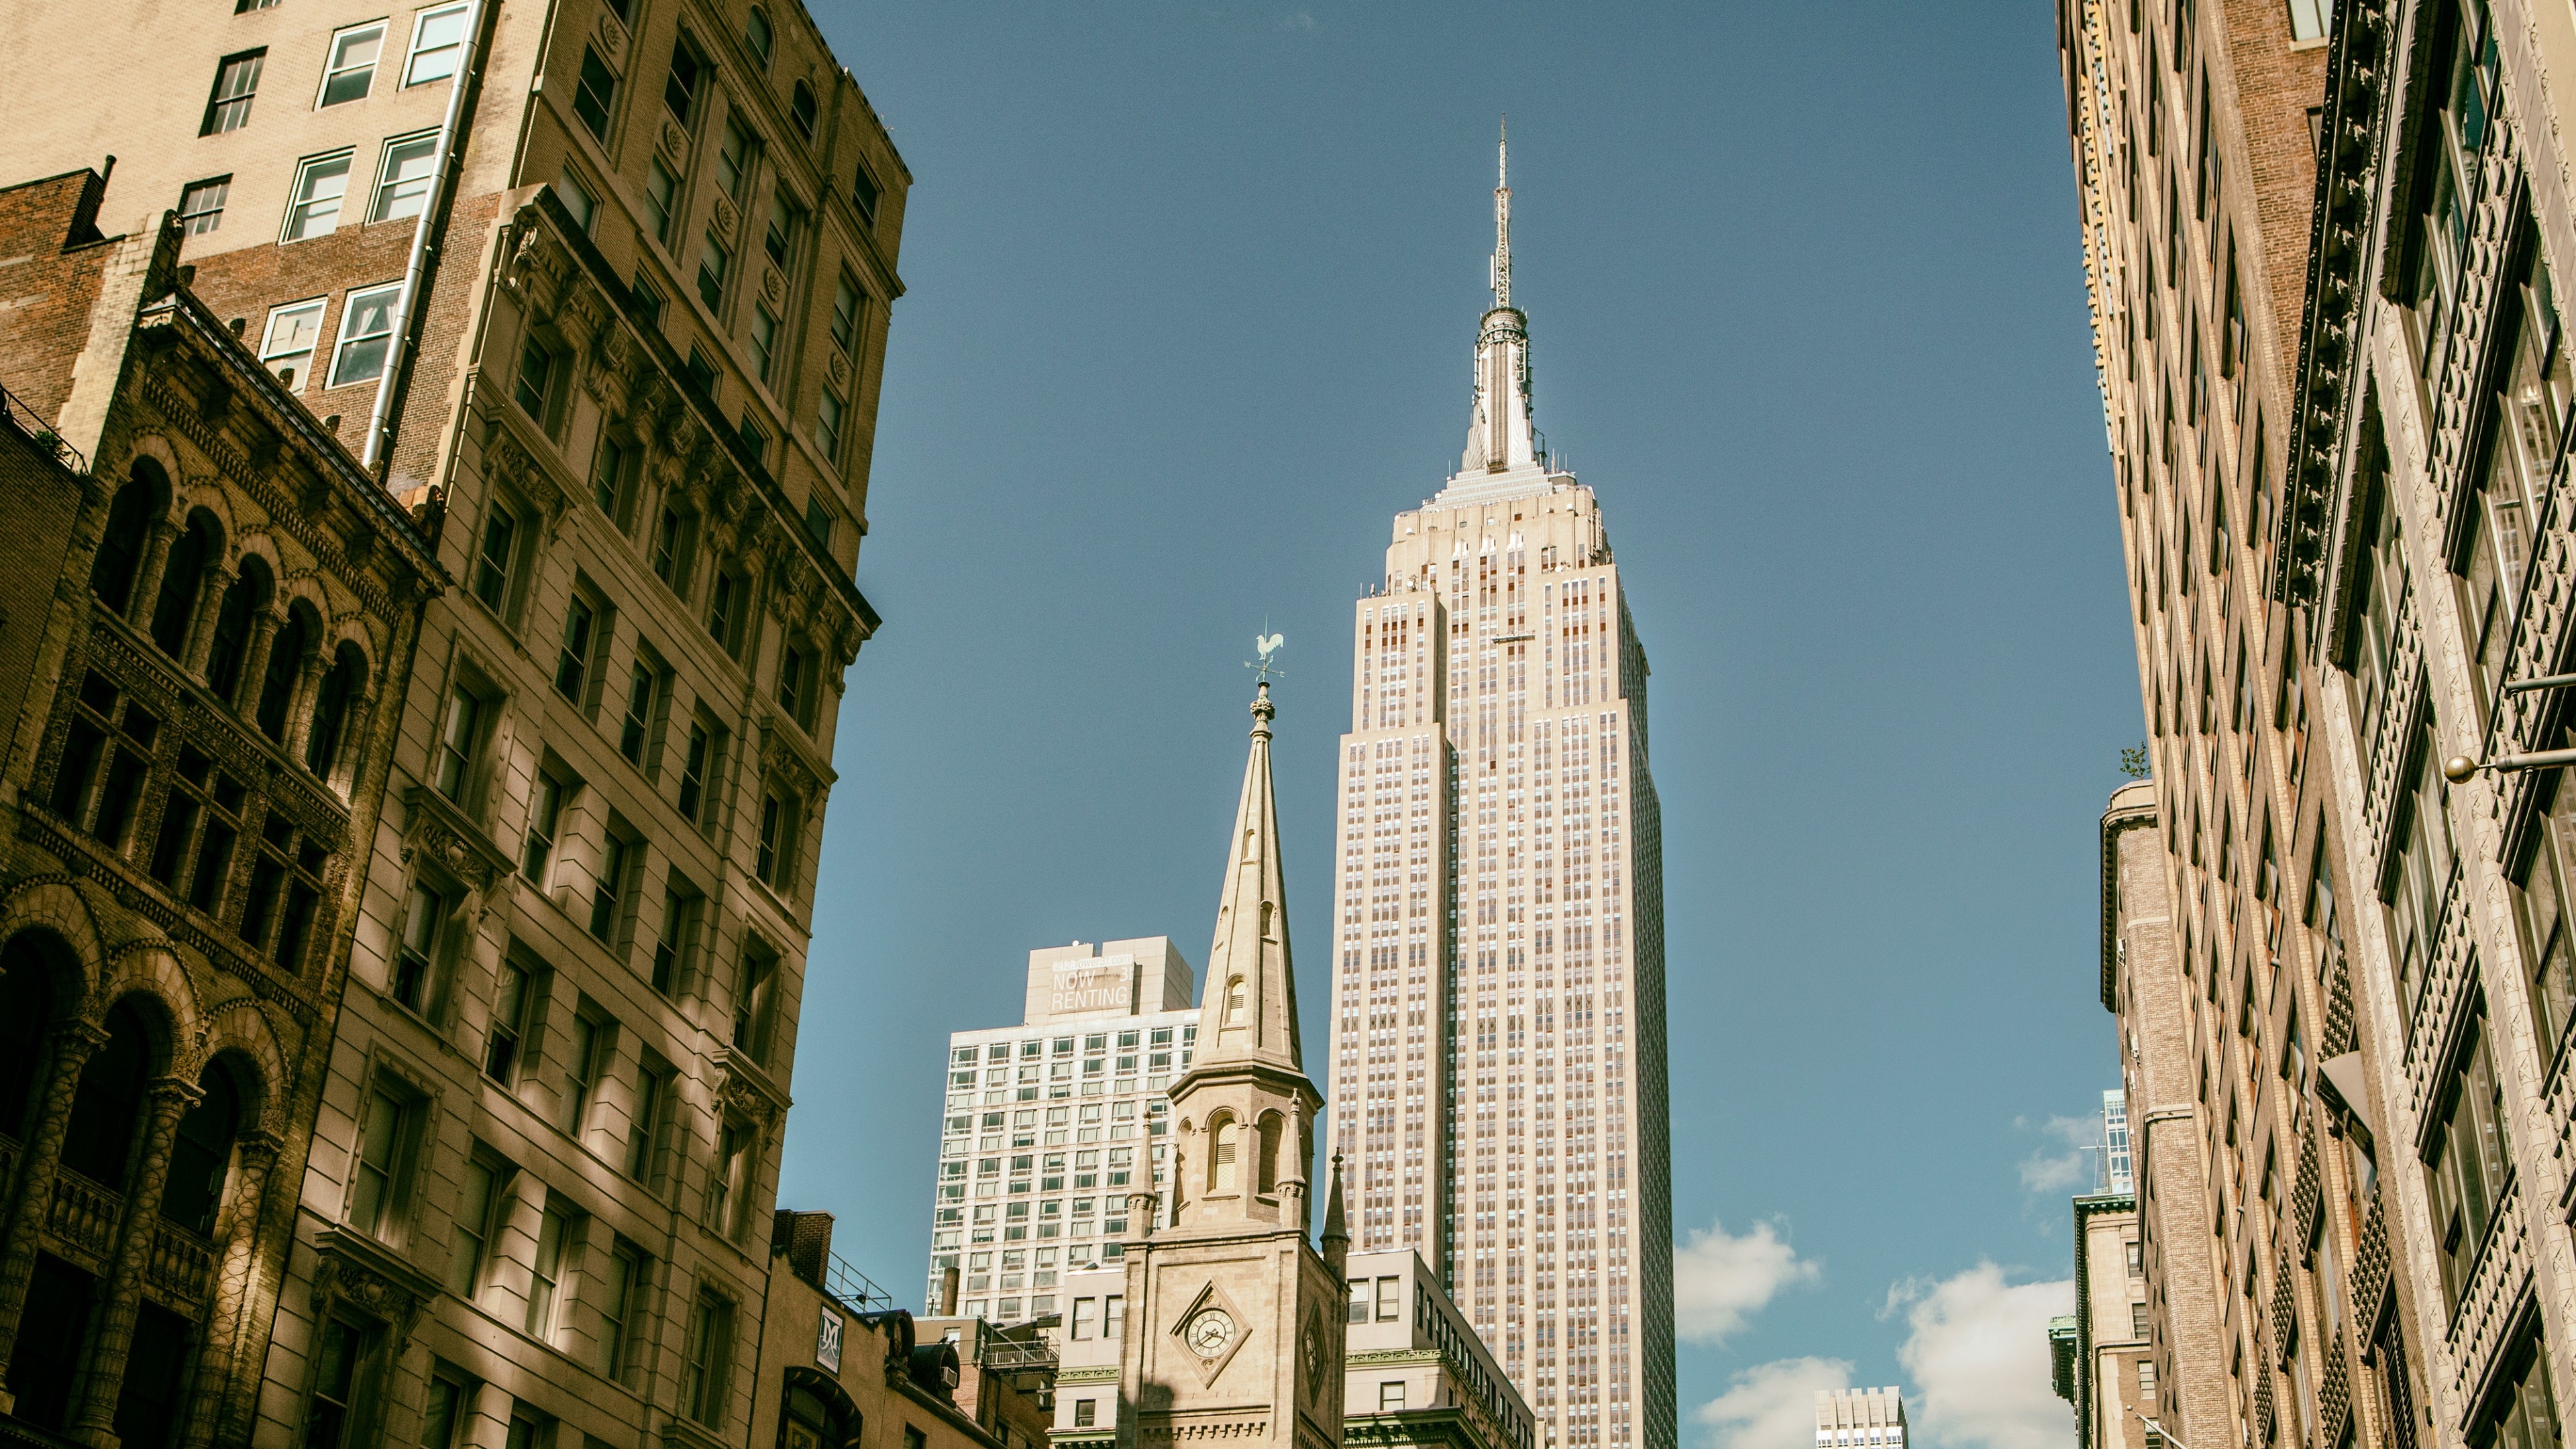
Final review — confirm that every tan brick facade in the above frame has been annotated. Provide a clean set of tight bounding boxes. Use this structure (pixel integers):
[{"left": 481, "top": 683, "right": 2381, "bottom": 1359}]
[
  {"left": 2061, "top": 0, "right": 2576, "bottom": 1442},
  {"left": 2057, "top": 0, "right": 2432, "bottom": 1441}
]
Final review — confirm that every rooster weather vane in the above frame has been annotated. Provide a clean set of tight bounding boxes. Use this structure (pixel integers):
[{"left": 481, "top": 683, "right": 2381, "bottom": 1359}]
[{"left": 1247, "top": 628, "right": 1286, "bottom": 686}]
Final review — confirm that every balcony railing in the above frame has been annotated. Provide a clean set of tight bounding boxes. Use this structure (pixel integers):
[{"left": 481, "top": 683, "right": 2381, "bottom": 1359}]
[
  {"left": 48, "top": 1169, "right": 121, "bottom": 1261},
  {"left": 0, "top": 379, "right": 85, "bottom": 472},
  {"left": 146, "top": 1221, "right": 216, "bottom": 1302},
  {"left": 824, "top": 1250, "right": 890, "bottom": 1312}
]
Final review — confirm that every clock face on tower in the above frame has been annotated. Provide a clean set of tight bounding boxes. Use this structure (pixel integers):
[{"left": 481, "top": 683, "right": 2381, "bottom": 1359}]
[
  {"left": 1301, "top": 1324, "right": 1324, "bottom": 1387},
  {"left": 1185, "top": 1307, "right": 1238, "bottom": 1358}
]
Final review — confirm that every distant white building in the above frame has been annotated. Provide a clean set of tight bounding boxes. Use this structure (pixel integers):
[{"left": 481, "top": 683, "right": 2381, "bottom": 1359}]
[
  {"left": 926, "top": 938, "right": 1199, "bottom": 1321},
  {"left": 1816, "top": 1387, "right": 1908, "bottom": 1449},
  {"left": 2102, "top": 1089, "right": 2133, "bottom": 1195}
]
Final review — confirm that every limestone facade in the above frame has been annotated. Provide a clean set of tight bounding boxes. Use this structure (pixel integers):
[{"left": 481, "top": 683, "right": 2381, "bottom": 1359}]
[{"left": 0, "top": 168, "right": 439, "bottom": 1445}]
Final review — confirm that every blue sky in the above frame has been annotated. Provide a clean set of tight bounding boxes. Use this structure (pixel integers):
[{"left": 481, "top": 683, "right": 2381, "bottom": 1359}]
[{"left": 782, "top": 4, "right": 2134, "bottom": 1444}]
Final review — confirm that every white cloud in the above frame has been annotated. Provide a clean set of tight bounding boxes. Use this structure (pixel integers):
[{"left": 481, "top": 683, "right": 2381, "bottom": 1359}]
[
  {"left": 1694, "top": 1357, "right": 1854, "bottom": 1449},
  {"left": 2017, "top": 1114, "right": 2104, "bottom": 1195},
  {"left": 1889, "top": 1263, "right": 2076, "bottom": 1449},
  {"left": 1672, "top": 1218, "right": 1820, "bottom": 1345}
]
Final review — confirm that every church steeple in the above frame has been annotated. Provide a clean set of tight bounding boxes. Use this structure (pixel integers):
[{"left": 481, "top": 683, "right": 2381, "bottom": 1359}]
[
  {"left": 1461, "top": 117, "right": 1541, "bottom": 479},
  {"left": 1191, "top": 680, "right": 1303, "bottom": 1073}
]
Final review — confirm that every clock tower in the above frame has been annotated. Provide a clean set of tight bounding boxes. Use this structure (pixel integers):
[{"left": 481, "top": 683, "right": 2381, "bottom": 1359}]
[{"left": 1116, "top": 681, "right": 1349, "bottom": 1449}]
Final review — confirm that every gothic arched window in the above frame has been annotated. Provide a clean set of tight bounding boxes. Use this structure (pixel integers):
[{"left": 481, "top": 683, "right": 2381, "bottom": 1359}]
[
  {"left": 1210, "top": 1116, "right": 1238, "bottom": 1194},
  {"left": 1256, "top": 1113, "right": 1281, "bottom": 1195}
]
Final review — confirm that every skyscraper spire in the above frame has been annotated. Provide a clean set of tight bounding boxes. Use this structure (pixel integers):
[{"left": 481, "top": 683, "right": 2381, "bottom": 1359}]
[
  {"left": 1491, "top": 115, "right": 1512, "bottom": 309},
  {"left": 1459, "top": 121, "right": 1541, "bottom": 483}
]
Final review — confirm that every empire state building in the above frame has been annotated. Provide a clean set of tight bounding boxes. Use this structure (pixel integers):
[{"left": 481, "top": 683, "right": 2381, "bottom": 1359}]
[{"left": 1327, "top": 133, "right": 1674, "bottom": 1449}]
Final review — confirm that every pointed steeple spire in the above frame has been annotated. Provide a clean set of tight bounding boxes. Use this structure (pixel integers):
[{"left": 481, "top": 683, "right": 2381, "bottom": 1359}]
[
  {"left": 1319, "top": 1154, "right": 1349, "bottom": 1271},
  {"left": 1458, "top": 118, "right": 1542, "bottom": 482},
  {"left": 1194, "top": 680, "right": 1302, "bottom": 1072}
]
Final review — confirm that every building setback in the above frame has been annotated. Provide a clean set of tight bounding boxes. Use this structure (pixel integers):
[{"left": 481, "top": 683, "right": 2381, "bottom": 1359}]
[
  {"left": 0, "top": 0, "right": 907, "bottom": 1439},
  {"left": 1326, "top": 133, "right": 1672, "bottom": 1449},
  {"left": 924, "top": 940, "right": 1199, "bottom": 1322},
  {"left": 2057, "top": 0, "right": 2576, "bottom": 1442}
]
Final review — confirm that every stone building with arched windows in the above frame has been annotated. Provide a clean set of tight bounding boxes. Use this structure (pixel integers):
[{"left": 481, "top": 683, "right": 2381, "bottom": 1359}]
[{"left": 0, "top": 168, "right": 441, "bottom": 1446}]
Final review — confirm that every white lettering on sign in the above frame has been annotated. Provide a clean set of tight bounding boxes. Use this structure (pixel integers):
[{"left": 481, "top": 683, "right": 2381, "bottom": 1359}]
[
  {"left": 816, "top": 1308, "right": 843, "bottom": 1372},
  {"left": 1050, "top": 953, "right": 1134, "bottom": 1016}
]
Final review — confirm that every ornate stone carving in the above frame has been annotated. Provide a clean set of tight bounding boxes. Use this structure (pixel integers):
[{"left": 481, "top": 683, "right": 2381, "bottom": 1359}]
[
  {"left": 715, "top": 1046, "right": 789, "bottom": 1150},
  {"left": 481, "top": 416, "right": 568, "bottom": 529},
  {"left": 398, "top": 786, "right": 511, "bottom": 897},
  {"left": 310, "top": 1228, "right": 435, "bottom": 1352},
  {"left": 827, "top": 350, "right": 851, "bottom": 390},
  {"left": 761, "top": 266, "right": 785, "bottom": 307},
  {"left": 712, "top": 195, "right": 739, "bottom": 244}
]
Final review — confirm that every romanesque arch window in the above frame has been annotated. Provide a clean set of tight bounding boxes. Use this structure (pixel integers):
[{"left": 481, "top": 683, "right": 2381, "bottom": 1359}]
[
  {"left": 89, "top": 464, "right": 163, "bottom": 613},
  {"left": 0, "top": 934, "right": 60, "bottom": 1140},
  {"left": 163, "top": 1060, "right": 243, "bottom": 1237},
  {"left": 1223, "top": 976, "right": 1246, "bottom": 1028},
  {"left": 256, "top": 601, "right": 317, "bottom": 741},
  {"left": 62, "top": 1002, "right": 152, "bottom": 1188},
  {"left": 148, "top": 511, "right": 217, "bottom": 656},
  {"left": 205, "top": 557, "right": 271, "bottom": 703},
  {"left": 306, "top": 642, "right": 367, "bottom": 779}
]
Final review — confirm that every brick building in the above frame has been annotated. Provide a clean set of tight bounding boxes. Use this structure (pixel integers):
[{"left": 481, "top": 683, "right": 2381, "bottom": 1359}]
[
  {"left": 0, "top": 0, "right": 907, "bottom": 1439},
  {"left": 0, "top": 168, "right": 440, "bottom": 1445},
  {"left": 2058, "top": 0, "right": 2576, "bottom": 1442}
]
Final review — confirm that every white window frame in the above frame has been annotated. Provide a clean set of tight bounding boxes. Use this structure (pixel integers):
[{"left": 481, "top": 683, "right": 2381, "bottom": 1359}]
[
  {"left": 368, "top": 131, "right": 439, "bottom": 223},
  {"left": 282, "top": 151, "right": 355, "bottom": 241},
  {"left": 258, "top": 297, "right": 327, "bottom": 390},
  {"left": 317, "top": 21, "right": 387, "bottom": 107},
  {"left": 328, "top": 281, "right": 405, "bottom": 387},
  {"left": 404, "top": 3, "right": 471, "bottom": 86}
]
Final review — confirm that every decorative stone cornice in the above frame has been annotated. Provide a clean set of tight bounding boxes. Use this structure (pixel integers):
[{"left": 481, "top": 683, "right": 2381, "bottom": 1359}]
[
  {"left": 399, "top": 786, "right": 513, "bottom": 898},
  {"left": 715, "top": 1044, "right": 790, "bottom": 1146},
  {"left": 2270, "top": 0, "right": 2395, "bottom": 614},
  {"left": 311, "top": 1225, "right": 440, "bottom": 1352},
  {"left": 1343, "top": 1349, "right": 1442, "bottom": 1367},
  {"left": 759, "top": 720, "right": 833, "bottom": 800}
]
